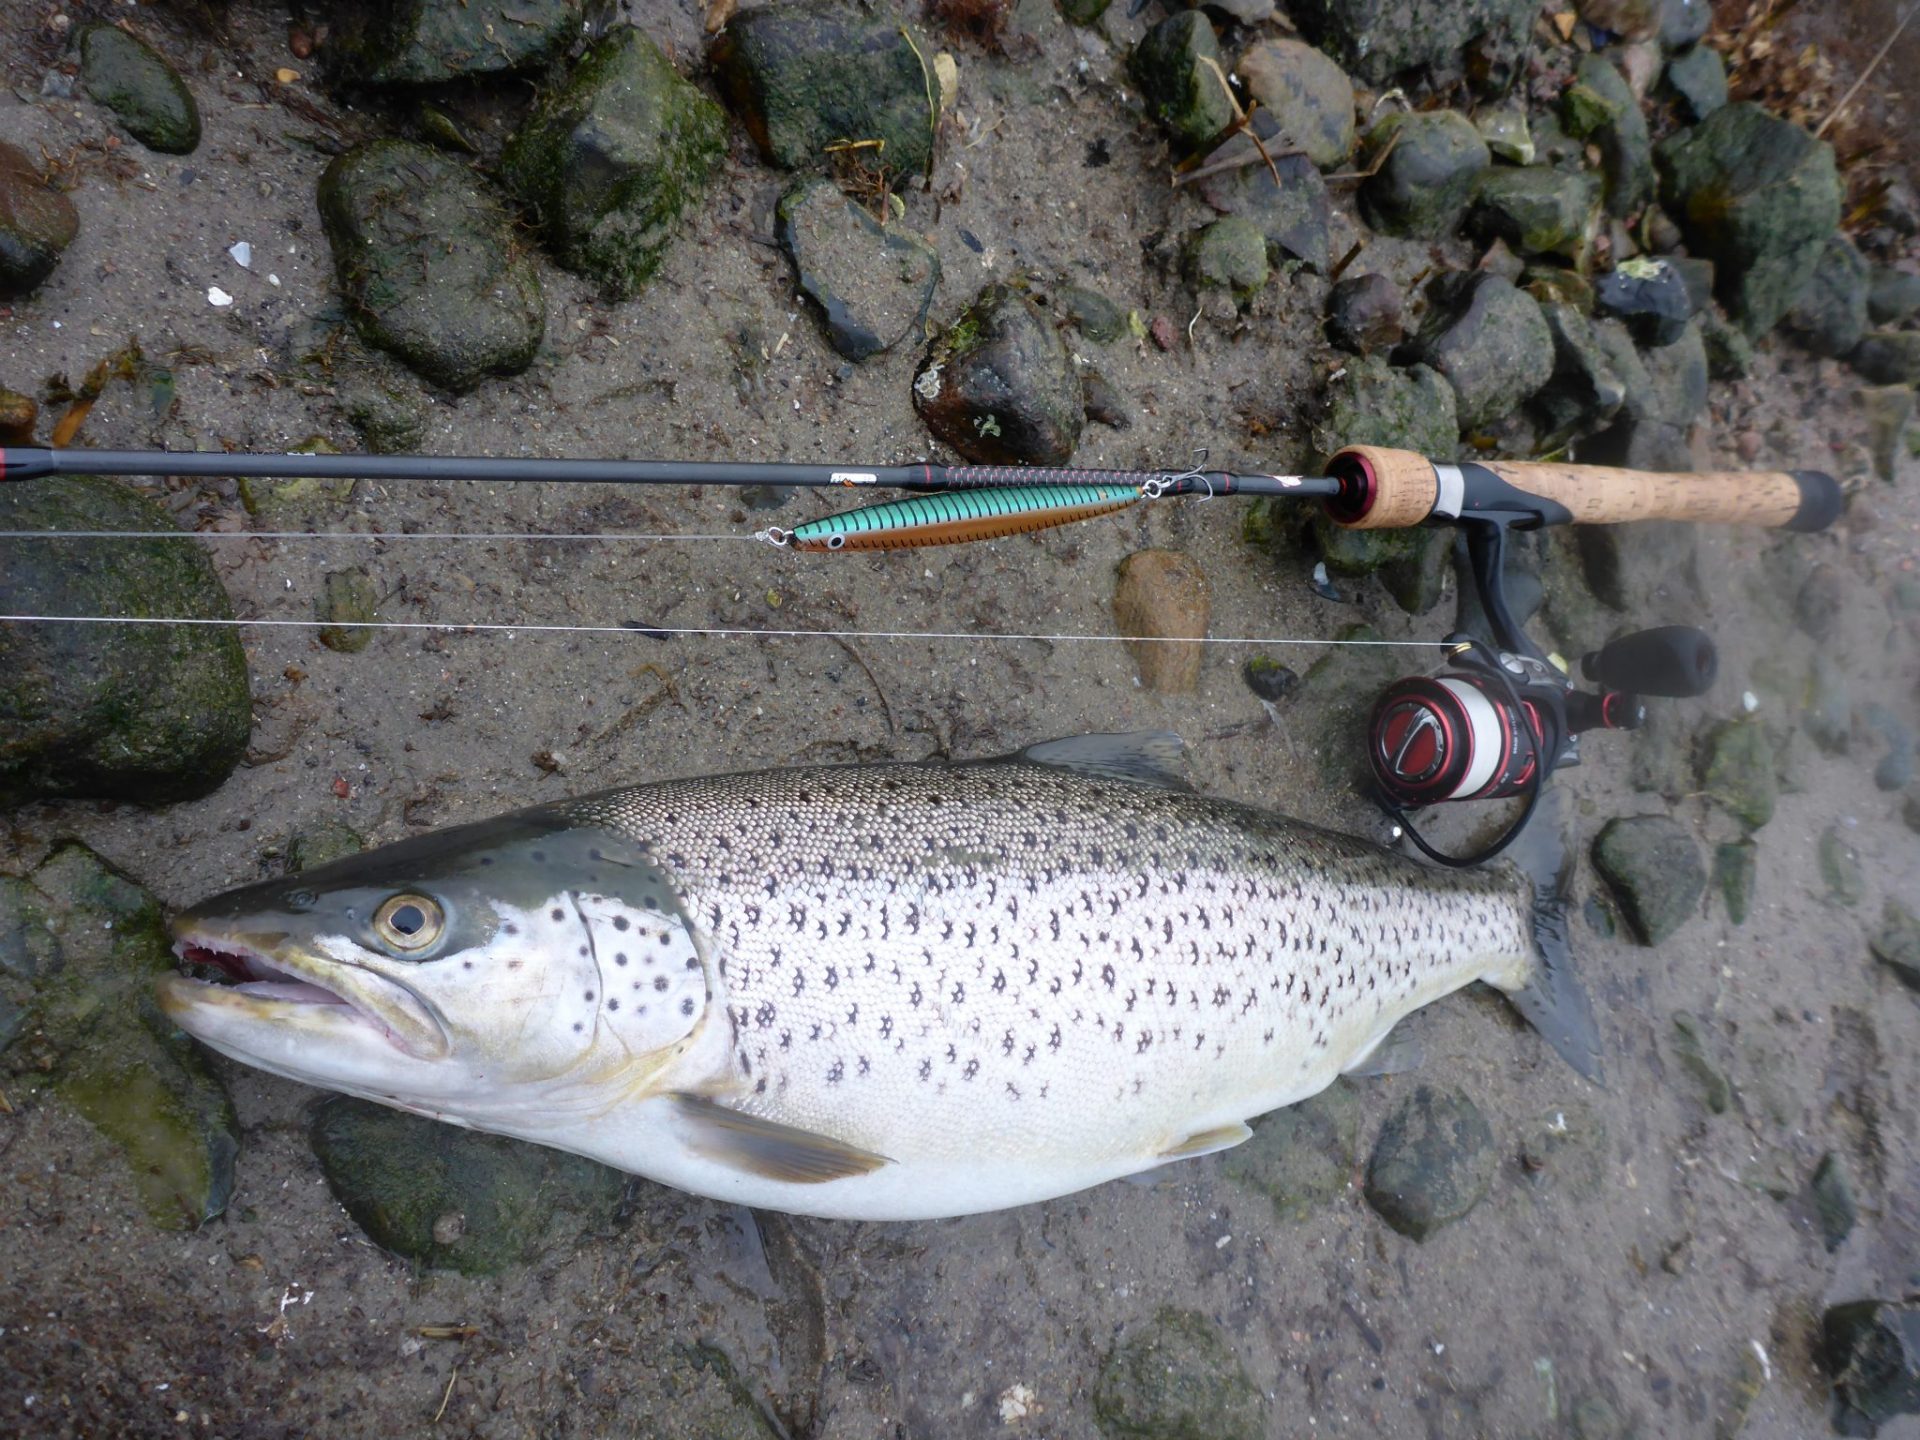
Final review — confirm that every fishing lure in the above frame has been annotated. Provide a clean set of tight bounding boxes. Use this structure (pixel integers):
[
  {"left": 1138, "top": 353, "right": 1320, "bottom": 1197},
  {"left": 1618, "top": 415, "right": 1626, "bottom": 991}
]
[{"left": 767, "top": 483, "right": 1143, "bottom": 551}]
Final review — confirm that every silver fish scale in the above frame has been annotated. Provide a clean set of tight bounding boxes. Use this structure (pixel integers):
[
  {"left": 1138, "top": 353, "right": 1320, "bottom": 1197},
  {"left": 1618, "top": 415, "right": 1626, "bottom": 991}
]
[{"left": 563, "top": 762, "right": 1529, "bottom": 1165}]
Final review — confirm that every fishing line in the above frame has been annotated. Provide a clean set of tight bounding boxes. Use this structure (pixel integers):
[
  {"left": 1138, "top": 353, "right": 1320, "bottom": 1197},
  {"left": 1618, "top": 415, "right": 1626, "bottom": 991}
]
[
  {"left": 0, "top": 529, "right": 758, "bottom": 542},
  {"left": 0, "top": 612, "right": 1439, "bottom": 649}
]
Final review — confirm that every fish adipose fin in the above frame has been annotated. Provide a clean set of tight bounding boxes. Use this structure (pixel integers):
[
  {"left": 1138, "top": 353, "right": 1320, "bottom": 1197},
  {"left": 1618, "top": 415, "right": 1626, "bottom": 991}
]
[
  {"left": 668, "top": 1094, "right": 893, "bottom": 1183},
  {"left": 1157, "top": 1121, "right": 1253, "bottom": 1161},
  {"left": 1007, "top": 732, "right": 1192, "bottom": 791},
  {"left": 1494, "top": 790, "right": 1605, "bottom": 1084}
]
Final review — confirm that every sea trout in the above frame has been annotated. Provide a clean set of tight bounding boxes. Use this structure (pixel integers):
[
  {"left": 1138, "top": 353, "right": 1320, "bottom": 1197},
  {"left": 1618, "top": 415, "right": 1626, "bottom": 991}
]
[{"left": 160, "top": 733, "right": 1597, "bottom": 1220}]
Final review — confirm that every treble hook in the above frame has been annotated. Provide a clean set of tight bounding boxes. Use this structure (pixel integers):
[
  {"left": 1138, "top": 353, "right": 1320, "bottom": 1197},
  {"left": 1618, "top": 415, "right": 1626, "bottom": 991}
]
[{"left": 1143, "top": 447, "right": 1213, "bottom": 501}]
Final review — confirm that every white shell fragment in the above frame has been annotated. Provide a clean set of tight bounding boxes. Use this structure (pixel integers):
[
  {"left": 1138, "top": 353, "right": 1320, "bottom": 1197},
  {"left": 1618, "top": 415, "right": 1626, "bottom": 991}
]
[
  {"left": 228, "top": 240, "right": 253, "bottom": 269},
  {"left": 207, "top": 286, "right": 234, "bottom": 307}
]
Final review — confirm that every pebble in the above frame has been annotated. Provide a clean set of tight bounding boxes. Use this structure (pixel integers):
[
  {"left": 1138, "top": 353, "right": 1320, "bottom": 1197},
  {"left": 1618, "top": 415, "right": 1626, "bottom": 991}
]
[
  {"left": 1592, "top": 815, "right": 1706, "bottom": 944},
  {"left": 1324, "top": 272, "right": 1404, "bottom": 354},
  {"left": 1092, "top": 1310, "right": 1265, "bottom": 1440},
  {"left": 1823, "top": 1301, "right": 1920, "bottom": 1432},
  {"left": 1363, "top": 1084, "right": 1496, "bottom": 1241},
  {"left": 0, "top": 141, "right": 80, "bottom": 297},
  {"left": 1112, "top": 550, "right": 1212, "bottom": 694}
]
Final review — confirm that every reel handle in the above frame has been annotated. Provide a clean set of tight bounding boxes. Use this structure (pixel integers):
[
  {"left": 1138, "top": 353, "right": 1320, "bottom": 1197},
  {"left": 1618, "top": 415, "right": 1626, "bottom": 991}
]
[
  {"left": 1325, "top": 446, "right": 1842, "bottom": 533},
  {"left": 1581, "top": 626, "right": 1718, "bottom": 698}
]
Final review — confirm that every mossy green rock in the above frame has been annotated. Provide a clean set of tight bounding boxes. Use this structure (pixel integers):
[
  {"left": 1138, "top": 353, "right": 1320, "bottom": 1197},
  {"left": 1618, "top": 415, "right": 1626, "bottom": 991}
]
[
  {"left": 776, "top": 178, "right": 939, "bottom": 361},
  {"left": 1363, "top": 1084, "right": 1496, "bottom": 1240},
  {"left": 1822, "top": 1300, "right": 1920, "bottom": 1432},
  {"left": 1663, "top": 44, "right": 1728, "bottom": 122},
  {"left": 1310, "top": 354, "right": 1457, "bottom": 464},
  {"left": 1850, "top": 330, "right": 1920, "bottom": 385},
  {"left": 1187, "top": 216, "right": 1269, "bottom": 303},
  {"left": 501, "top": 26, "right": 726, "bottom": 299},
  {"left": 1670, "top": 1011, "right": 1730, "bottom": 1113},
  {"left": 1561, "top": 55, "right": 1651, "bottom": 217},
  {"left": 1532, "top": 301, "right": 1626, "bottom": 444},
  {"left": 1236, "top": 38, "right": 1356, "bottom": 169},
  {"left": 0, "top": 141, "right": 80, "bottom": 298},
  {"left": 1361, "top": 111, "right": 1490, "bottom": 238},
  {"left": 1130, "top": 11, "right": 1236, "bottom": 149},
  {"left": 1222, "top": 1080, "right": 1361, "bottom": 1220},
  {"left": 80, "top": 25, "right": 200, "bottom": 156},
  {"left": 1713, "top": 840, "right": 1756, "bottom": 925},
  {"left": 1819, "top": 826, "right": 1865, "bottom": 907},
  {"left": 1810, "top": 1152, "right": 1857, "bottom": 1252},
  {"left": 1093, "top": 1309, "right": 1265, "bottom": 1440},
  {"left": 1469, "top": 166, "right": 1598, "bottom": 262},
  {"left": 1290, "top": 0, "right": 1537, "bottom": 86},
  {"left": 1786, "top": 233, "right": 1870, "bottom": 358},
  {"left": 1060, "top": 0, "right": 1114, "bottom": 23},
  {"left": 309, "top": 1095, "right": 629, "bottom": 1274},
  {"left": 317, "top": 567, "right": 379, "bottom": 653},
  {"left": 326, "top": 0, "right": 583, "bottom": 85},
  {"left": 318, "top": 140, "right": 545, "bottom": 392},
  {"left": 1698, "top": 720, "right": 1776, "bottom": 830},
  {"left": 0, "top": 476, "right": 249, "bottom": 807},
  {"left": 912, "top": 283, "right": 1083, "bottom": 464},
  {"left": 1656, "top": 102, "right": 1842, "bottom": 337},
  {"left": 1402, "top": 273, "right": 1553, "bottom": 432},
  {"left": 1593, "top": 815, "right": 1705, "bottom": 944},
  {"left": 711, "top": 0, "right": 936, "bottom": 176},
  {"left": 1870, "top": 900, "right": 1920, "bottom": 989},
  {"left": 0, "top": 845, "right": 237, "bottom": 1228}
]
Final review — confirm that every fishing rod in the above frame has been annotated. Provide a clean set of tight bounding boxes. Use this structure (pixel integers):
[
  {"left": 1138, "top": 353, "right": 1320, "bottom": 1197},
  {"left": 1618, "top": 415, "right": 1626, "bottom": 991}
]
[{"left": 1, "top": 440, "right": 1845, "bottom": 866}]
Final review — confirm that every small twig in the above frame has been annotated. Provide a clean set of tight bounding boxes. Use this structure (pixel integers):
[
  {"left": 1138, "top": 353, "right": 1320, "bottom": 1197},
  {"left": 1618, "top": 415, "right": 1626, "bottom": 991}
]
[
  {"left": 433, "top": 1367, "right": 458, "bottom": 1424},
  {"left": 830, "top": 635, "right": 897, "bottom": 735},
  {"left": 1816, "top": 0, "right": 1919, "bottom": 138},
  {"left": 1325, "top": 127, "right": 1401, "bottom": 183}
]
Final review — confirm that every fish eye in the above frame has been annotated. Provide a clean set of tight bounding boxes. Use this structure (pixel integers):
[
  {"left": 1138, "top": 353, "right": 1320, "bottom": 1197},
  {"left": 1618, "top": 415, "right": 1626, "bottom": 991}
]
[{"left": 373, "top": 894, "right": 444, "bottom": 952}]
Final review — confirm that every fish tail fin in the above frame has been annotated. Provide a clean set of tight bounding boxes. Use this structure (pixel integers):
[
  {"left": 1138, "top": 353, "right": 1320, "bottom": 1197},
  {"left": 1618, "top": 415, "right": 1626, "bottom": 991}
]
[{"left": 1489, "top": 790, "right": 1605, "bottom": 1084}]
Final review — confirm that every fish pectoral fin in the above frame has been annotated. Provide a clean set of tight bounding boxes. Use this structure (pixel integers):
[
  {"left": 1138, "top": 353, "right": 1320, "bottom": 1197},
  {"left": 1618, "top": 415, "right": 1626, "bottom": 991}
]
[
  {"left": 668, "top": 1094, "right": 893, "bottom": 1184},
  {"left": 1005, "top": 732, "right": 1192, "bottom": 791},
  {"left": 1342, "top": 1025, "right": 1425, "bottom": 1078},
  {"left": 1157, "top": 1121, "right": 1253, "bottom": 1161}
]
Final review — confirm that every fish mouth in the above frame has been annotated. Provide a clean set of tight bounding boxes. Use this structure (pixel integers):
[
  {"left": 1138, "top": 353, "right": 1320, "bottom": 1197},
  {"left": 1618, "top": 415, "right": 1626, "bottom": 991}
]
[{"left": 164, "top": 921, "right": 450, "bottom": 1061}]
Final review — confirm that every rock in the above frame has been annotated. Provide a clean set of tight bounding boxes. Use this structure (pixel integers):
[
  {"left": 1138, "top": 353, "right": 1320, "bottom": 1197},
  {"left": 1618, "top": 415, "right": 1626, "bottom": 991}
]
[
  {"left": 1871, "top": 901, "right": 1920, "bottom": 988},
  {"left": 1241, "top": 656, "right": 1300, "bottom": 705},
  {"left": 1804, "top": 652, "right": 1853, "bottom": 753},
  {"left": 1311, "top": 355, "right": 1458, "bottom": 463},
  {"left": 0, "top": 387, "right": 34, "bottom": 444},
  {"left": 711, "top": 0, "right": 936, "bottom": 176},
  {"left": 1818, "top": 826, "right": 1864, "bottom": 907},
  {"left": 285, "top": 819, "right": 366, "bottom": 874},
  {"left": 79, "top": 25, "right": 200, "bottom": 156},
  {"left": 1657, "top": 103, "right": 1842, "bottom": 337},
  {"left": 1187, "top": 217, "right": 1268, "bottom": 304},
  {"left": 1056, "top": 283, "right": 1130, "bottom": 344},
  {"left": 1863, "top": 385, "right": 1913, "bottom": 483},
  {"left": 237, "top": 436, "right": 356, "bottom": 525},
  {"left": 1794, "top": 561, "right": 1844, "bottom": 642},
  {"left": 318, "top": 141, "right": 544, "bottom": 393},
  {"left": 317, "top": 568, "right": 378, "bottom": 653},
  {"left": 774, "top": 180, "right": 938, "bottom": 362},
  {"left": 1059, "top": 0, "right": 1113, "bottom": 23},
  {"left": 1867, "top": 266, "right": 1920, "bottom": 324},
  {"left": 1113, "top": 550, "right": 1211, "bottom": 694},
  {"left": 0, "top": 477, "right": 250, "bottom": 807},
  {"left": 1699, "top": 308, "right": 1754, "bottom": 378},
  {"left": 1080, "top": 370, "right": 1131, "bottom": 430},
  {"left": 1562, "top": 55, "right": 1653, "bottom": 217},
  {"left": 1476, "top": 108, "right": 1534, "bottom": 164},
  {"left": 1670, "top": 1011, "right": 1730, "bottom": 1113},
  {"left": 1850, "top": 330, "right": 1920, "bottom": 385},
  {"left": 913, "top": 283, "right": 1083, "bottom": 464},
  {"left": 1325, "top": 272, "right": 1404, "bottom": 353},
  {"left": 1863, "top": 703, "right": 1915, "bottom": 790},
  {"left": 1290, "top": 0, "right": 1536, "bottom": 87},
  {"left": 1785, "top": 234, "right": 1870, "bottom": 358},
  {"left": 1094, "top": 1309, "right": 1265, "bottom": 1440},
  {"left": 1698, "top": 720, "right": 1775, "bottom": 830},
  {"left": 1583, "top": 318, "right": 1708, "bottom": 471},
  {"left": 1235, "top": 38, "right": 1355, "bottom": 169},
  {"left": 1810, "top": 1152, "right": 1858, "bottom": 1252},
  {"left": 0, "top": 142, "right": 80, "bottom": 298},
  {"left": 1662, "top": 44, "right": 1727, "bottom": 123},
  {"left": 309, "top": 1096, "right": 626, "bottom": 1274},
  {"left": 1712, "top": 840, "right": 1755, "bottom": 925},
  {"left": 501, "top": 27, "right": 727, "bottom": 300},
  {"left": 1595, "top": 257, "right": 1693, "bottom": 347},
  {"left": 1661, "top": 0, "right": 1712, "bottom": 46},
  {"left": 1, "top": 845, "right": 237, "bottom": 1229},
  {"left": 1469, "top": 166, "right": 1598, "bottom": 262},
  {"left": 339, "top": 376, "right": 428, "bottom": 455},
  {"left": 1196, "top": 135, "right": 1332, "bottom": 271},
  {"left": 1130, "top": 11, "right": 1234, "bottom": 149},
  {"left": 324, "top": 0, "right": 582, "bottom": 85},
  {"left": 1399, "top": 273, "right": 1553, "bottom": 431},
  {"left": 1592, "top": 815, "right": 1705, "bottom": 944},
  {"left": 1223, "top": 1081, "right": 1360, "bottom": 1219},
  {"left": 1516, "top": 1100, "right": 1609, "bottom": 1198},
  {"left": 1531, "top": 302, "right": 1627, "bottom": 443},
  {"left": 1360, "top": 111, "right": 1490, "bottom": 238},
  {"left": 1822, "top": 1301, "right": 1920, "bottom": 1432},
  {"left": 1524, "top": 264, "right": 1595, "bottom": 311},
  {"left": 1363, "top": 1084, "right": 1495, "bottom": 1241}
]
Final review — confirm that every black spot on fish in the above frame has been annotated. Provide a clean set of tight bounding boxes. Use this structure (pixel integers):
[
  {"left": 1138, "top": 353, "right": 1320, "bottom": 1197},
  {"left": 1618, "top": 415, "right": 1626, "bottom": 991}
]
[
  {"left": 654, "top": 976, "right": 670, "bottom": 992},
  {"left": 531, "top": 850, "right": 546, "bottom": 864},
  {"left": 615, "top": 953, "right": 628, "bottom": 966},
  {"left": 613, "top": 916, "right": 630, "bottom": 932},
  {"left": 608, "top": 999, "right": 620, "bottom": 1011},
  {"left": 551, "top": 908, "right": 565, "bottom": 922},
  {"left": 681, "top": 998, "right": 695, "bottom": 1017},
  {"left": 503, "top": 922, "right": 519, "bottom": 937},
  {"left": 584, "top": 991, "right": 594, "bottom": 1002}
]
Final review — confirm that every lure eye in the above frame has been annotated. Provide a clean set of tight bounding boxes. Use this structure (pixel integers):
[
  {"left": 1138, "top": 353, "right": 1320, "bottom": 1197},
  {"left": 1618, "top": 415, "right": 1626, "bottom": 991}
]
[{"left": 373, "top": 894, "right": 444, "bottom": 952}]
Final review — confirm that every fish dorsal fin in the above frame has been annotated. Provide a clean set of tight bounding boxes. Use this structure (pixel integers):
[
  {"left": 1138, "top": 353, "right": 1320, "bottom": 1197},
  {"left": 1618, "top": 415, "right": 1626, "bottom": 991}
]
[
  {"left": 668, "top": 1094, "right": 893, "bottom": 1184},
  {"left": 1008, "top": 732, "right": 1192, "bottom": 791},
  {"left": 1157, "top": 1120, "right": 1252, "bottom": 1161}
]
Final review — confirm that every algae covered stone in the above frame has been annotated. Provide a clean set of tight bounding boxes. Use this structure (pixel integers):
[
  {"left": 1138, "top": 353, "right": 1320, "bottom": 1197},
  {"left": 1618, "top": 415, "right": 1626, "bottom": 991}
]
[
  {"left": 1361, "top": 111, "right": 1490, "bottom": 239},
  {"left": 1364, "top": 1084, "right": 1496, "bottom": 1240},
  {"left": 1290, "top": 0, "right": 1537, "bottom": 86},
  {"left": 1592, "top": 815, "right": 1705, "bottom": 944},
  {"left": 1186, "top": 216, "right": 1269, "bottom": 303},
  {"left": 80, "top": 25, "right": 200, "bottom": 155},
  {"left": 1561, "top": 54, "right": 1652, "bottom": 217},
  {"left": 1469, "top": 166, "right": 1599, "bottom": 262},
  {"left": 711, "top": 0, "right": 936, "bottom": 176},
  {"left": 1130, "top": 11, "right": 1236, "bottom": 149},
  {"left": 912, "top": 283, "right": 1083, "bottom": 464},
  {"left": 502, "top": 26, "right": 726, "bottom": 299},
  {"left": 1, "top": 845, "right": 237, "bottom": 1229},
  {"left": 776, "top": 179, "right": 939, "bottom": 361},
  {"left": 0, "top": 141, "right": 80, "bottom": 298},
  {"left": 1, "top": 476, "right": 250, "bottom": 807},
  {"left": 319, "top": 140, "right": 545, "bottom": 392},
  {"left": 1310, "top": 353, "right": 1458, "bottom": 462},
  {"left": 326, "top": 0, "right": 584, "bottom": 86},
  {"left": 1093, "top": 1309, "right": 1265, "bottom": 1440},
  {"left": 1401, "top": 272, "right": 1553, "bottom": 432}
]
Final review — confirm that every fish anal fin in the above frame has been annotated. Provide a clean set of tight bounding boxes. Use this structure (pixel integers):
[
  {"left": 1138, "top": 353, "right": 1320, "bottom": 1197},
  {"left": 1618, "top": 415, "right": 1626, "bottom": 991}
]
[
  {"left": 1157, "top": 1120, "right": 1252, "bottom": 1161},
  {"left": 1342, "top": 1025, "right": 1425, "bottom": 1078},
  {"left": 668, "top": 1094, "right": 892, "bottom": 1184},
  {"left": 1007, "top": 732, "right": 1192, "bottom": 791}
]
